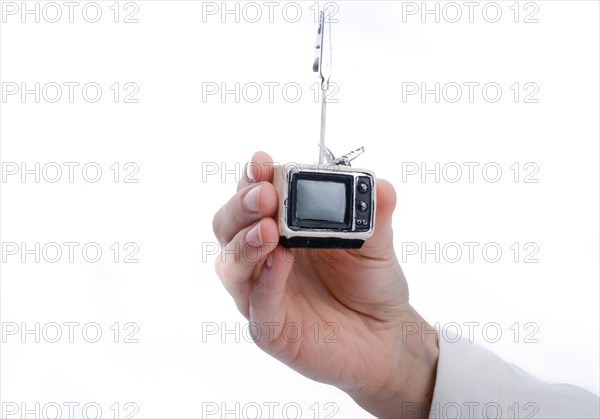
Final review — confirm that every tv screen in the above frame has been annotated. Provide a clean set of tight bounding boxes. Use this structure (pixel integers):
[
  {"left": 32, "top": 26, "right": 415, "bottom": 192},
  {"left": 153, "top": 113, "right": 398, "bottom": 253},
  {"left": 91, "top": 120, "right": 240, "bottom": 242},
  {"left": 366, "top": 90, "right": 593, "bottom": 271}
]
[{"left": 296, "top": 180, "right": 347, "bottom": 223}]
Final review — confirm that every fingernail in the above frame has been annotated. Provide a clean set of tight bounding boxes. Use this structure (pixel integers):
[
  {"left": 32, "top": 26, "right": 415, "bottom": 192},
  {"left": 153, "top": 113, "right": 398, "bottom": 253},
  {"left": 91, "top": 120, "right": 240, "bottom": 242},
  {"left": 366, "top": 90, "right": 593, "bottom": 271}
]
[
  {"left": 243, "top": 185, "right": 261, "bottom": 214},
  {"left": 246, "top": 161, "right": 256, "bottom": 182},
  {"left": 265, "top": 252, "right": 274, "bottom": 269},
  {"left": 246, "top": 223, "right": 262, "bottom": 248}
]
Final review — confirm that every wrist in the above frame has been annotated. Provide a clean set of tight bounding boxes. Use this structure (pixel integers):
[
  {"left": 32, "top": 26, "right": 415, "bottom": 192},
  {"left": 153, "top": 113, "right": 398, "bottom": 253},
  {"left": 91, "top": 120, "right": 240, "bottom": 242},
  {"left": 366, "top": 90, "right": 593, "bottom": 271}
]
[{"left": 345, "top": 307, "right": 439, "bottom": 419}]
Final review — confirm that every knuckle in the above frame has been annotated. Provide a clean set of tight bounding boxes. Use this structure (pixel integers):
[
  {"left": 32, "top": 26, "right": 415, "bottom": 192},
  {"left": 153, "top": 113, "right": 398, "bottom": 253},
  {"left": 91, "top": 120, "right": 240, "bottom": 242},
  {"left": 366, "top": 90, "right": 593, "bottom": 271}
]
[
  {"left": 212, "top": 212, "right": 221, "bottom": 240},
  {"left": 214, "top": 254, "right": 231, "bottom": 282},
  {"left": 214, "top": 253, "right": 235, "bottom": 289}
]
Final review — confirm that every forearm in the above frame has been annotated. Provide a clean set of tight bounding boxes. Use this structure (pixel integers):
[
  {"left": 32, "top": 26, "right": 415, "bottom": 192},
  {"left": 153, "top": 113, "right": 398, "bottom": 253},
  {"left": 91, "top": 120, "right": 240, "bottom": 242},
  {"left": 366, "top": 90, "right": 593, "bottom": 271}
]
[{"left": 345, "top": 307, "right": 440, "bottom": 419}]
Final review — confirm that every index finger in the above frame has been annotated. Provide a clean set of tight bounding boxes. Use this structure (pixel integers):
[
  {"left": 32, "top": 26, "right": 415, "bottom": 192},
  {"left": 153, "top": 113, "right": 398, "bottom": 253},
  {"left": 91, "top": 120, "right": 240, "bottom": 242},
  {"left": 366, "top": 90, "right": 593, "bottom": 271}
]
[{"left": 237, "top": 151, "right": 275, "bottom": 192}]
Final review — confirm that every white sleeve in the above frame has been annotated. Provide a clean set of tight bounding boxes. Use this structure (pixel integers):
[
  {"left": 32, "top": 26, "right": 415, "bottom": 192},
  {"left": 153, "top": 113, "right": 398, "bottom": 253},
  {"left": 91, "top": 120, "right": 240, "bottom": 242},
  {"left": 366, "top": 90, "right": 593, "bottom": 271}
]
[{"left": 429, "top": 337, "right": 600, "bottom": 419}]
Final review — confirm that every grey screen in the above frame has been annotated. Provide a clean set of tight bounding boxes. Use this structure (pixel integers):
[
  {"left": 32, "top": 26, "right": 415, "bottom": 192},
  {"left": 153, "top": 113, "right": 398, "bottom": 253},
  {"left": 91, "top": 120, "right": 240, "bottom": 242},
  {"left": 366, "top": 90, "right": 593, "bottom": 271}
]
[{"left": 296, "top": 180, "right": 347, "bottom": 223}]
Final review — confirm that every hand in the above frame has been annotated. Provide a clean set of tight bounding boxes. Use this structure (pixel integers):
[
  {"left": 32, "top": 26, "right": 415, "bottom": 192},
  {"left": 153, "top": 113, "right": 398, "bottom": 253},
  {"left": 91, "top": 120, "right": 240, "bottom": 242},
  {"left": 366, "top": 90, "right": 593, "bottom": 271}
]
[{"left": 212, "top": 151, "right": 439, "bottom": 418}]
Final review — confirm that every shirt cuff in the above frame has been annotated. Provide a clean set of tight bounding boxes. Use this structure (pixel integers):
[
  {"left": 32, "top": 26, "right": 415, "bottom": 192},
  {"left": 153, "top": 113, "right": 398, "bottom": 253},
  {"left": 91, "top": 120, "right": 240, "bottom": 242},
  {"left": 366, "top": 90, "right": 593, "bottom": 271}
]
[{"left": 429, "top": 337, "right": 600, "bottom": 419}]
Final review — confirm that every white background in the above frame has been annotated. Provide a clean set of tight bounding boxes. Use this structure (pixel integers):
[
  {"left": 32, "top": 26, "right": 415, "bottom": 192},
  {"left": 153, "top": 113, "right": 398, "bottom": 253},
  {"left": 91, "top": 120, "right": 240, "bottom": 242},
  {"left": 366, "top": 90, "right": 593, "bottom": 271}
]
[{"left": 0, "top": 1, "right": 598, "bottom": 418}]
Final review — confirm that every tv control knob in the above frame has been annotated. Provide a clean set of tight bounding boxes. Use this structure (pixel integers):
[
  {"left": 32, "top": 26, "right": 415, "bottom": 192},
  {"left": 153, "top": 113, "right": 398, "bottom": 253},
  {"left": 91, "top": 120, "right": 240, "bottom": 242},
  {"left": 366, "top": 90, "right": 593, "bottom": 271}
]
[
  {"left": 358, "top": 182, "right": 369, "bottom": 193},
  {"left": 357, "top": 201, "right": 368, "bottom": 212}
]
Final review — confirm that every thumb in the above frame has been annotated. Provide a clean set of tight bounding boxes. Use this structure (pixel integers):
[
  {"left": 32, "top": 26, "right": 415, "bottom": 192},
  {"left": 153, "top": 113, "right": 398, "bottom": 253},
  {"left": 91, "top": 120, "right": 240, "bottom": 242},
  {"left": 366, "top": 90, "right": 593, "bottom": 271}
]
[{"left": 359, "top": 178, "right": 398, "bottom": 258}]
